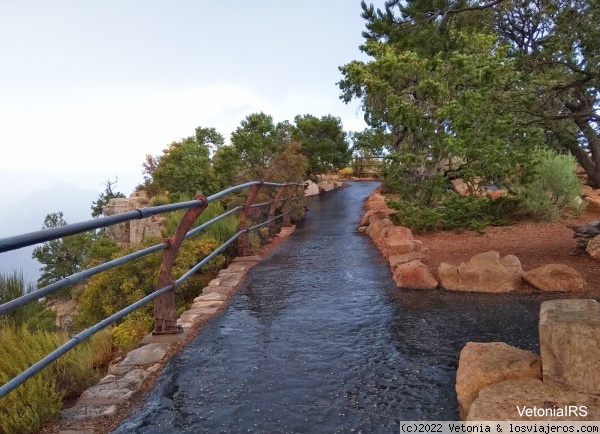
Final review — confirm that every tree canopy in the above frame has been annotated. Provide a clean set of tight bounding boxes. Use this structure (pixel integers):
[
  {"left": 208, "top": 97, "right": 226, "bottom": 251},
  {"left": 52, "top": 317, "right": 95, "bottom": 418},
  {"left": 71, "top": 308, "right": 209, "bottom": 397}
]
[
  {"left": 291, "top": 114, "right": 351, "bottom": 175},
  {"left": 151, "top": 130, "right": 218, "bottom": 199},
  {"left": 339, "top": 0, "right": 600, "bottom": 188}
]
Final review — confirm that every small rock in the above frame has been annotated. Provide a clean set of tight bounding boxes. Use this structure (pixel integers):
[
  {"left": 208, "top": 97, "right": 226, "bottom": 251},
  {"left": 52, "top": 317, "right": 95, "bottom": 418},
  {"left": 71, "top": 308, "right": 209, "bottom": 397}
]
[
  {"left": 120, "top": 343, "right": 170, "bottom": 366},
  {"left": 193, "top": 292, "right": 227, "bottom": 302},
  {"left": 586, "top": 234, "right": 600, "bottom": 259}
]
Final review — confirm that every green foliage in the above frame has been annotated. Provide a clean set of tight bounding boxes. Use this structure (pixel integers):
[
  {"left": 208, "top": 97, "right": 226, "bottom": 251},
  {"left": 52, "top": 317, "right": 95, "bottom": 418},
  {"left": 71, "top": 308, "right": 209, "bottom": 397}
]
[
  {"left": 76, "top": 237, "right": 225, "bottom": 330},
  {"left": 91, "top": 177, "right": 125, "bottom": 218},
  {"left": 291, "top": 114, "right": 351, "bottom": 175},
  {"left": 341, "top": 0, "right": 600, "bottom": 192},
  {"left": 519, "top": 149, "right": 584, "bottom": 221},
  {"left": 162, "top": 201, "right": 240, "bottom": 246},
  {"left": 0, "top": 326, "right": 99, "bottom": 434},
  {"left": 151, "top": 128, "right": 220, "bottom": 199},
  {"left": 150, "top": 194, "right": 170, "bottom": 206},
  {"left": 32, "top": 212, "right": 95, "bottom": 290},
  {"left": 212, "top": 145, "right": 244, "bottom": 191},
  {"left": 0, "top": 270, "right": 56, "bottom": 331},
  {"left": 231, "top": 112, "right": 283, "bottom": 179},
  {"left": 387, "top": 194, "right": 521, "bottom": 233},
  {"left": 350, "top": 128, "right": 389, "bottom": 157},
  {"left": 338, "top": 0, "right": 543, "bottom": 201},
  {"left": 111, "top": 312, "right": 153, "bottom": 352}
]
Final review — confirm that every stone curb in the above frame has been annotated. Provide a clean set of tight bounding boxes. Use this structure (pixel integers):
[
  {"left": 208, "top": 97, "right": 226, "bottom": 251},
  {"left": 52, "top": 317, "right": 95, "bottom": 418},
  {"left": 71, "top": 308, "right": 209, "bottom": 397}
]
[{"left": 55, "top": 227, "right": 296, "bottom": 434}]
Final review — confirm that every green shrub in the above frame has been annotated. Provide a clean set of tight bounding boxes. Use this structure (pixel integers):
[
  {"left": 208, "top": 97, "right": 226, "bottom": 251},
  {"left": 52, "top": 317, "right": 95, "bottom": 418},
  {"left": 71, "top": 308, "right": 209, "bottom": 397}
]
[
  {"left": 76, "top": 237, "right": 225, "bottom": 331},
  {"left": 111, "top": 312, "right": 153, "bottom": 352},
  {"left": 150, "top": 194, "right": 170, "bottom": 206},
  {"left": 162, "top": 201, "right": 240, "bottom": 246},
  {"left": 0, "top": 326, "right": 100, "bottom": 434},
  {"left": 519, "top": 149, "right": 584, "bottom": 221},
  {"left": 388, "top": 194, "right": 521, "bottom": 233},
  {"left": 0, "top": 270, "right": 56, "bottom": 331}
]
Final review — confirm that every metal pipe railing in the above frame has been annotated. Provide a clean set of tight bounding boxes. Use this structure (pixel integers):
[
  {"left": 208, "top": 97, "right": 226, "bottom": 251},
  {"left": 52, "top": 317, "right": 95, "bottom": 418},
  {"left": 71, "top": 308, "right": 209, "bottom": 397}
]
[{"left": 0, "top": 180, "right": 304, "bottom": 398}]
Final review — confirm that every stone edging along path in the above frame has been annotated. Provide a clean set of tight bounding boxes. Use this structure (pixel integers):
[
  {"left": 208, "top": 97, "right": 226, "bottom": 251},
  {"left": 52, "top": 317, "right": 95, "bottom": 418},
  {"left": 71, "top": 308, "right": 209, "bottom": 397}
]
[
  {"left": 359, "top": 187, "right": 587, "bottom": 293},
  {"left": 360, "top": 188, "right": 600, "bottom": 421},
  {"left": 52, "top": 226, "right": 296, "bottom": 434}
]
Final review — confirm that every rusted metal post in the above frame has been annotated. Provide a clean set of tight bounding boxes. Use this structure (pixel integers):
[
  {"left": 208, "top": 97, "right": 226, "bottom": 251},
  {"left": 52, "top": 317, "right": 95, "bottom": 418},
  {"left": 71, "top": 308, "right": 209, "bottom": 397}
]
[
  {"left": 282, "top": 184, "right": 300, "bottom": 227},
  {"left": 153, "top": 196, "right": 208, "bottom": 335},
  {"left": 268, "top": 185, "right": 288, "bottom": 238},
  {"left": 238, "top": 183, "right": 263, "bottom": 256}
]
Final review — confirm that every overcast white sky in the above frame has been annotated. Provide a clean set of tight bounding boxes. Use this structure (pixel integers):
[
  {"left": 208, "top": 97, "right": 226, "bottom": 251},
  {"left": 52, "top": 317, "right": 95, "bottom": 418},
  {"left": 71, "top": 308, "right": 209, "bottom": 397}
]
[{"left": 0, "top": 1, "right": 375, "bottom": 188}]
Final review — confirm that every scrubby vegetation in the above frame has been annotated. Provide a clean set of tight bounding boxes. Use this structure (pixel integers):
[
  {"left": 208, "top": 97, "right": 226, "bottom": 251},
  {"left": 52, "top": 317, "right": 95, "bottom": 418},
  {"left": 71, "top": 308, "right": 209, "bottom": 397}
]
[
  {"left": 0, "top": 271, "right": 111, "bottom": 434},
  {"left": 338, "top": 0, "right": 594, "bottom": 232}
]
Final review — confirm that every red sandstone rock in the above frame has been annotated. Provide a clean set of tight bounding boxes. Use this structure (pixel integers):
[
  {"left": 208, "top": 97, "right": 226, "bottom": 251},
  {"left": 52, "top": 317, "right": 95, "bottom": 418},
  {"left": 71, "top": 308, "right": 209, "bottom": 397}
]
[
  {"left": 392, "top": 260, "right": 438, "bottom": 290},
  {"left": 523, "top": 264, "right": 585, "bottom": 292},
  {"left": 539, "top": 299, "right": 600, "bottom": 395},
  {"left": 456, "top": 342, "right": 541, "bottom": 420},
  {"left": 467, "top": 378, "right": 600, "bottom": 421},
  {"left": 438, "top": 251, "right": 523, "bottom": 293}
]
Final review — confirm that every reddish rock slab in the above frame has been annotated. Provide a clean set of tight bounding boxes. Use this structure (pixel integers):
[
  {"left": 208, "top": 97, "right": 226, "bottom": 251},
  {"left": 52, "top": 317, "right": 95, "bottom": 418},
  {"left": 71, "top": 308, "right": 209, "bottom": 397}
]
[
  {"left": 392, "top": 260, "right": 438, "bottom": 290},
  {"left": 389, "top": 251, "right": 429, "bottom": 272},
  {"left": 539, "top": 299, "right": 600, "bottom": 395},
  {"left": 524, "top": 264, "right": 586, "bottom": 292},
  {"left": 467, "top": 378, "right": 600, "bottom": 421},
  {"left": 456, "top": 342, "right": 541, "bottom": 420},
  {"left": 438, "top": 251, "right": 523, "bottom": 293}
]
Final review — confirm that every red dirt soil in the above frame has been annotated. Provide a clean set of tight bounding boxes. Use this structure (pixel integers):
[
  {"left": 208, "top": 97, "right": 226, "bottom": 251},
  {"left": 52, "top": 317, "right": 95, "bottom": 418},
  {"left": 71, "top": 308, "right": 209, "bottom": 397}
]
[{"left": 417, "top": 207, "right": 600, "bottom": 297}]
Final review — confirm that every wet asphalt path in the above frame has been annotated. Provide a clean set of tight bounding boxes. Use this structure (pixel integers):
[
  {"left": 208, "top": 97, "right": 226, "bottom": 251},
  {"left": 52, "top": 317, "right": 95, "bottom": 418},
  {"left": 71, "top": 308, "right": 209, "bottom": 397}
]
[{"left": 114, "top": 181, "right": 555, "bottom": 433}]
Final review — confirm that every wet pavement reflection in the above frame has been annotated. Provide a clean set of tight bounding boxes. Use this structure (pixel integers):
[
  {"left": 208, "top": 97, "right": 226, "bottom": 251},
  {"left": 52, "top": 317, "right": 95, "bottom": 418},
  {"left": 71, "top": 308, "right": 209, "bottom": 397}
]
[{"left": 114, "top": 181, "right": 557, "bottom": 434}]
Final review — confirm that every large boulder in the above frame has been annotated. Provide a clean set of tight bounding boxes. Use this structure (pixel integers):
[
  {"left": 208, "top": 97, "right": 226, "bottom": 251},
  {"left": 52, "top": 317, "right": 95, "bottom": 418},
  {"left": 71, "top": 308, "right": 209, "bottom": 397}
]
[
  {"left": 468, "top": 378, "right": 600, "bottom": 421},
  {"left": 317, "top": 181, "right": 335, "bottom": 192},
  {"left": 581, "top": 185, "right": 600, "bottom": 197},
  {"left": 392, "top": 260, "right": 438, "bottom": 290},
  {"left": 539, "top": 299, "right": 600, "bottom": 395},
  {"left": 304, "top": 180, "right": 319, "bottom": 196},
  {"left": 456, "top": 342, "right": 541, "bottom": 420},
  {"left": 524, "top": 264, "right": 586, "bottom": 292},
  {"left": 103, "top": 195, "right": 163, "bottom": 244},
  {"left": 438, "top": 251, "right": 523, "bottom": 293}
]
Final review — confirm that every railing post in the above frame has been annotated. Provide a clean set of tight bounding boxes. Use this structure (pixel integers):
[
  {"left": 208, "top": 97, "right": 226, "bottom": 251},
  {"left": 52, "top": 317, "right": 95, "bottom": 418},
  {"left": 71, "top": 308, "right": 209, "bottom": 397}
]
[
  {"left": 282, "top": 184, "right": 300, "bottom": 227},
  {"left": 268, "top": 185, "right": 288, "bottom": 238},
  {"left": 238, "top": 183, "right": 263, "bottom": 256},
  {"left": 153, "top": 196, "right": 208, "bottom": 335}
]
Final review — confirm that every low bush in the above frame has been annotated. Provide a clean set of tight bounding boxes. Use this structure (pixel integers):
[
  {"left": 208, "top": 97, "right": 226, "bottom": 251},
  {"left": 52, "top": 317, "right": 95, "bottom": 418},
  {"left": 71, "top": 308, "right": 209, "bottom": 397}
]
[
  {"left": 111, "top": 312, "right": 153, "bottom": 352},
  {"left": 0, "top": 270, "right": 56, "bottom": 331},
  {"left": 519, "top": 149, "right": 584, "bottom": 221},
  {"left": 0, "top": 326, "right": 100, "bottom": 434},
  {"left": 76, "top": 237, "right": 225, "bottom": 342},
  {"left": 162, "top": 201, "right": 240, "bottom": 246},
  {"left": 387, "top": 194, "right": 521, "bottom": 233}
]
